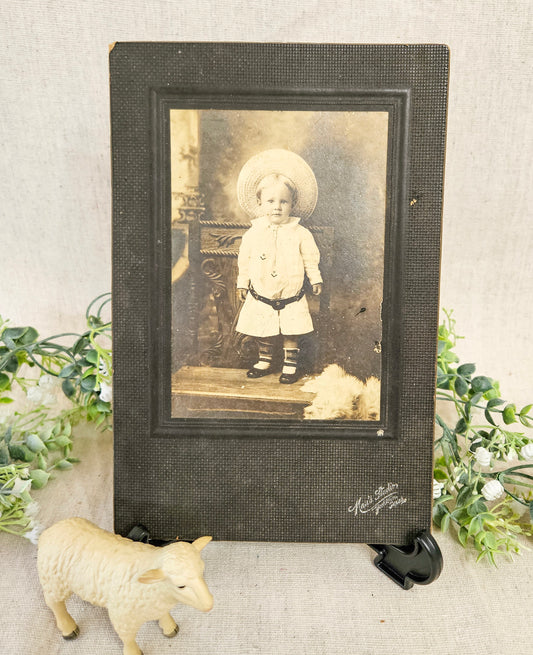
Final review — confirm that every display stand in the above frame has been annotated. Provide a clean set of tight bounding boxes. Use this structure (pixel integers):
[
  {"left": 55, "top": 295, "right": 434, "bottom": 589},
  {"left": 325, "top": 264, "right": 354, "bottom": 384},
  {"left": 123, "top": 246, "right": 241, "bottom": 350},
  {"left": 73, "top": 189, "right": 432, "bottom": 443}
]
[
  {"left": 369, "top": 530, "right": 443, "bottom": 590},
  {"left": 127, "top": 525, "right": 443, "bottom": 590}
]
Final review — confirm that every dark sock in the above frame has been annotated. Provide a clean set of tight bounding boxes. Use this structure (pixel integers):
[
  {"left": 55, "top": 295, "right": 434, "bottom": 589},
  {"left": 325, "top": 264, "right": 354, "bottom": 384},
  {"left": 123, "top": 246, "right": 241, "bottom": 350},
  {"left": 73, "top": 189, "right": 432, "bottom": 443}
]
[
  {"left": 282, "top": 348, "right": 299, "bottom": 375},
  {"left": 253, "top": 340, "right": 274, "bottom": 370}
]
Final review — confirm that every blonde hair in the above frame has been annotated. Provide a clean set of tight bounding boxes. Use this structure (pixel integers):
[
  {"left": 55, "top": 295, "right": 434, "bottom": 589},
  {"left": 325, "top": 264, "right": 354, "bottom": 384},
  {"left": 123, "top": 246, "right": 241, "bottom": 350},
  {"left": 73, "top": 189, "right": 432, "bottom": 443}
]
[{"left": 255, "top": 174, "right": 298, "bottom": 206}]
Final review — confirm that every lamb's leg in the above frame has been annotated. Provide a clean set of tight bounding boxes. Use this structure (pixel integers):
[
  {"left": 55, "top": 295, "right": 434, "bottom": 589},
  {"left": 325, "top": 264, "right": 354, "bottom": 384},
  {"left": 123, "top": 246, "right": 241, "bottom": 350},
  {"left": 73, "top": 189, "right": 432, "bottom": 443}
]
[
  {"left": 109, "top": 612, "right": 143, "bottom": 655},
  {"left": 158, "top": 612, "right": 179, "bottom": 637},
  {"left": 44, "top": 597, "right": 79, "bottom": 638}
]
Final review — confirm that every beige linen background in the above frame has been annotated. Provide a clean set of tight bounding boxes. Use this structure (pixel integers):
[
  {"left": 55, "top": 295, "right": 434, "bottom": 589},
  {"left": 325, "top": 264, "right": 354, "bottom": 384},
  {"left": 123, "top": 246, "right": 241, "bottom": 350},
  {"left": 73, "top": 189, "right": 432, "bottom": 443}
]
[
  {"left": 2, "top": 2, "right": 531, "bottom": 405},
  {"left": 1, "top": 2, "right": 532, "bottom": 655}
]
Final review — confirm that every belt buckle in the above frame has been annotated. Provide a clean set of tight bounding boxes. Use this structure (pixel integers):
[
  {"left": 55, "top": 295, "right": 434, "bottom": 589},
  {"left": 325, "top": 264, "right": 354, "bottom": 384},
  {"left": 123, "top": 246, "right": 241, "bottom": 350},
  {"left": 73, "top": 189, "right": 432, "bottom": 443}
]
[{"left": 273, "top": 299, "right": 283, "bottom": 310}]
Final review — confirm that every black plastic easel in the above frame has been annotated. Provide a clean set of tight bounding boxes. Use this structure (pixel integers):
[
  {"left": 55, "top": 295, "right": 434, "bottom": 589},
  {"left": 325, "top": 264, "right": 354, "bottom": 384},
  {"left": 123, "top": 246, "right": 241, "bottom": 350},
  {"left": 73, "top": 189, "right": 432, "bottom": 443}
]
[{"left": 127, "top": 526, "right": 443, "bottom": 590}]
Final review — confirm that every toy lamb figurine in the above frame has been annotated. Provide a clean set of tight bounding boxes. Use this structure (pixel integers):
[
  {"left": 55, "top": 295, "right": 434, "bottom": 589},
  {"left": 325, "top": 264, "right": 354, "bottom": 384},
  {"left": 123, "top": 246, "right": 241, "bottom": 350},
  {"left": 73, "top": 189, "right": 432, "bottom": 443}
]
[{"left": 37, "top": 517, "right": 213, "bottom": 655}]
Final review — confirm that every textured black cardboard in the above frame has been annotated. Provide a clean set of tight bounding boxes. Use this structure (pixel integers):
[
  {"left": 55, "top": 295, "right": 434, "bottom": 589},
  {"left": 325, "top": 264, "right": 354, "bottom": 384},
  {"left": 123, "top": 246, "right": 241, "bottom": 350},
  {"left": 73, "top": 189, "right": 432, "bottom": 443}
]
[{"left": 110, "top": 43, "right": 448, "bottom": 544}]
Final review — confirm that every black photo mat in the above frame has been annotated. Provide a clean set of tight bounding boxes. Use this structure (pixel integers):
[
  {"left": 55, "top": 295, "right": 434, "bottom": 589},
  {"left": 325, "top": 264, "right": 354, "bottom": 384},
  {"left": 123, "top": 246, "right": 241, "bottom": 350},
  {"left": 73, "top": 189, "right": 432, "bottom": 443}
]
[{"left": 110, "top": 43, "right": 448, "bottom": 544}]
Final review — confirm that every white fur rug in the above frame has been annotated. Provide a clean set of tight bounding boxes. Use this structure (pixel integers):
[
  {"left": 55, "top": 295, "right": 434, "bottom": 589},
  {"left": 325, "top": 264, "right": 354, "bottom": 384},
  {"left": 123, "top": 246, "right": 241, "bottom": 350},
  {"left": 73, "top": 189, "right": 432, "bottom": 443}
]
[{"left": 301, "top": 364, "right": 380, "bottom": 420}]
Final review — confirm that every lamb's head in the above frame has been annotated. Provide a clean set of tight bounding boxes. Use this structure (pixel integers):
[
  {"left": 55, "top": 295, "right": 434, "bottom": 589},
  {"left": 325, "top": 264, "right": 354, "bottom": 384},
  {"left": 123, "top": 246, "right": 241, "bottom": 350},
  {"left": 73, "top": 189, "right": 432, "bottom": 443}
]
[{"left": 138, "top": 536, "right": 214, "bottom": 612}]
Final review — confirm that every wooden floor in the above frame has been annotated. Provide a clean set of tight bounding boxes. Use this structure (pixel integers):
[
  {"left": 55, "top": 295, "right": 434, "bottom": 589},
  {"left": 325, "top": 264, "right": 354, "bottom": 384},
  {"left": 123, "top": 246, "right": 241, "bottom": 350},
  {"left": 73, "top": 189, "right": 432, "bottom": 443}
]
[{"left": 171, "top": 365, "right": 315, "bottom": 419}]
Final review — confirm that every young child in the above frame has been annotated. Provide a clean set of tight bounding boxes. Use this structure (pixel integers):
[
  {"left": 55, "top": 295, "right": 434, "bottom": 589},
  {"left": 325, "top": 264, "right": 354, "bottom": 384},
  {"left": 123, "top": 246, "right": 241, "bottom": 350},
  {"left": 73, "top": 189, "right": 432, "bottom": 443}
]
[{"left": 235, "top": 149, "right": 323, "bottom": 384}]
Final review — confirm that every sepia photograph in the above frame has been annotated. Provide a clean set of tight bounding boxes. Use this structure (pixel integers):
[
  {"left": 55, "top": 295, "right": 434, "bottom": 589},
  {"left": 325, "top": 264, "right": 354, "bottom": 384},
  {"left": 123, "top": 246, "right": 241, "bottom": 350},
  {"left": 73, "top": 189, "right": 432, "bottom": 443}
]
[{"left": 170, "top": 108, "right": 389, "bottom": 421}]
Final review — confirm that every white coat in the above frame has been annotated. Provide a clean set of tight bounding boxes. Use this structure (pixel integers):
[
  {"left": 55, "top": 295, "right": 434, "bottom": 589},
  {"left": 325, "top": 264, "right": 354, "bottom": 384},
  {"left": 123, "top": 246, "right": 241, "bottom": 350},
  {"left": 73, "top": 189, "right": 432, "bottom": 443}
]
[{"left": 236, "top": 216, "right": 322, "bottom": 337}]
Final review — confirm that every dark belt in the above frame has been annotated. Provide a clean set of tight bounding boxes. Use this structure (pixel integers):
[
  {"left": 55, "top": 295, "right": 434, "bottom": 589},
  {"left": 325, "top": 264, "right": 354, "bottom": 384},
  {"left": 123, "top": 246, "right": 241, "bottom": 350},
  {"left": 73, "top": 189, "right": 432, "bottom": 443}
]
[{"left": 249, "top": 285, "right": 305, "bottom": 311}]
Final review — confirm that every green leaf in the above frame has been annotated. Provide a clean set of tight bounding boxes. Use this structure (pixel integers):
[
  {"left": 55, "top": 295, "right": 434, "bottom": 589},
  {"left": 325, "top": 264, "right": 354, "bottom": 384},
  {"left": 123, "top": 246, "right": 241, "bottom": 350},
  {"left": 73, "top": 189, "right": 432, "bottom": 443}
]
[
  {"left": 471, "top": 376, "right": 493, "bottom": 393},
  {"left": 484, "top": 409, "right": 497, "bottom": 427},
  {"left": 456, "top": 485, "right": 473, "bottom": 507},
  {"left": 455, "top": 418, "right": 468, "bottom": 435},
  {"left": 502, "top": 404, "right": 516, "bottom": 425},
  {"left": 467, "top": 516, "right": 483, "bottom": 537},
  {"left": 469, "top": 392, "right": 483, "bottom": 405},
  {"left": 88, "top": 314, "right": 104, "bottom": 329},
  {"left": 85, "top": 349, "right": 99, "bottom": 365},
  {"left": 0, "top": 397, "right": 14, "bottom": 404},
  {"left": 25, "top": 433, "right": 46, "bottom": 452},
  {"left": 59, "top": 363, "right": 78, "bottom": 379},
  {"left": 2, "top": 327, "right": 27, "bottom": 341},
  {"left": 73, "top": 335, "right": 89, "bottom": 355},
  {"left": 437, "top": 377, "right": 450, "bottom": 390},
  {"left": 8, "top": 443, "right": 35, "bottom": 462},
  {"left": 55, "top": 459, "right": 73, "bottom": 470},
  {"left": 457, "top": 363, "right": 476, "bottom": 376},
  {"left": 0, "top": 443, "right": 10, "bottom": 466},
  {"left": 0, "top": 372, "right": 10, "bottom": 391},
  {"left": 467, "top": 498, "right": 488, "bottom": 517},
  {"left": 519, "top": 404, "right": 533, "bottom": 417},
  {"left": 433, "top": 494, "right": 454, "bottom": 506},
  {"left": 3, "top": 354, "right": 20, "bottom": 374},
  {"left": 440, "top": 513, "right": 451, "bottom": 533},
  {"left": 8, "top": 443, "right": 27, "bottom": 461},
  {"left": 19, "top": 327, "right": 39, "bottom": 345},
  {"left": 61, "top": 379, "right": 76, "bottom": 398},
  {"left": 454, "top": 376, "right": 469, "bottom": 397},
  {"left": 30, "top": 469, "right": 50, "bottom": 489},
  {"left": 484, "top": 532, "right": 497, "bottom": 549},
  {"left": 519, "top": 415, "right": 533, "bottom": 428},
  {"left": 432, "top": 503, "right": 446, "bottom": 527},
  {"left": 530, "top": 501, "right": 533, "bottom": 523},
  {"left": 458, "top": 526, "right": 469, "bottom": 546},
  {"left": 80, "top": 375, "right": 96, "bottom": 391},
  {"left": 474, "top": 531, "right": 486, "bottom": 552},
  {"left": 54, "top": 435, "right": 72, "bottom": 448},
  {"left": 483, "top": 387, "right": 500, "bottom": 401},
  {"left": 487, "top": 397, "right": 504, "bottom": 409}
]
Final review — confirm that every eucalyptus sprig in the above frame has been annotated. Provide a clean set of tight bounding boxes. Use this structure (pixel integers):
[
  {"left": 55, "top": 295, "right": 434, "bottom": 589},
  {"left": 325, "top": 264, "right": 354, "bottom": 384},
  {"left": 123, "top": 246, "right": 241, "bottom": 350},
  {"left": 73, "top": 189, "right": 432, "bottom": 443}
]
[
  {"left": 0, "top": 294, "right": 112, "bottom": 540},
  {"left": 433, "top": 310, "right": 533, "bottom": 564}
]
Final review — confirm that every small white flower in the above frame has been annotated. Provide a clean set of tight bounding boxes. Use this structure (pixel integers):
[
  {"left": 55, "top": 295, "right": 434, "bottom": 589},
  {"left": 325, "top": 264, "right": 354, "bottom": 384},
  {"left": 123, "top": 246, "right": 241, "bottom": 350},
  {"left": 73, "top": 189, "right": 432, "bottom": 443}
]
[
  {"left": 481, "top": 479, "right": 505, "bottom": 501},
  {"left": 11, "top": 477, "right": 32, "bottom": 497},
  {"left": 474, "top": 447, "right": 491, "bottom": 467},
  {"left": 38, "top": 374, "right": 56, "bottom": 389},
  {"left": 25, "top": 501, "right": 40, "bottom": 519},
  {"left": 433, "top": 480, "right": 445, "bottom": 499},
  {"left": 521, "top": 443, "right": 533, "bottom": 460},
  {"left": 504, "top": 448, "right": 518, "bottom": 463},
  {"left": 23, "top": 521, "right": 44, "bottom": 545},
  {"left": 99, "top": 381, "right": 112, "bottom": 403},
  {"left": 26, "top": 386, "right": 43, "bottom": 404}
]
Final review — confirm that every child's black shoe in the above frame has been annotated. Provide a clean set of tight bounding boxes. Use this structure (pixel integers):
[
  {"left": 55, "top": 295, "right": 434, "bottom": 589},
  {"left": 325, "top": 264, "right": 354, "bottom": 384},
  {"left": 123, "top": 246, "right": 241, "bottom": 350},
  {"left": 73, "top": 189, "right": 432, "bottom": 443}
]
[
  {"left": 279, "top": 370, "right": 300, "bottom": 384},
  {"left": 247, "top": 366, "right": 273, "bottom": 378}
]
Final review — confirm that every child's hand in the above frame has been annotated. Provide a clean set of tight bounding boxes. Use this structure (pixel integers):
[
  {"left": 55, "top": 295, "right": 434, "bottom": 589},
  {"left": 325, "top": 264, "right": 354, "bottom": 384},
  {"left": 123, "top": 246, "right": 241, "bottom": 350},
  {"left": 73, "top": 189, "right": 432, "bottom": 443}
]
[
  {"left": 312, "top": 283, "right": 322, "bottom": 296},
  {"left": 237, "top": 288, "right": 248, "bottom": 302}
]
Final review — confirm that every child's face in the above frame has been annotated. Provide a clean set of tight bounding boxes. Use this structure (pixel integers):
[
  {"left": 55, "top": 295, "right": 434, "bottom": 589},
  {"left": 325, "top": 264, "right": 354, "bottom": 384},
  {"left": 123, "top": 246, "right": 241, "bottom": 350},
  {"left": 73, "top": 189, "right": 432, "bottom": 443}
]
[{"left": 258, "top": 181, "right": 293, "bottom": 224}]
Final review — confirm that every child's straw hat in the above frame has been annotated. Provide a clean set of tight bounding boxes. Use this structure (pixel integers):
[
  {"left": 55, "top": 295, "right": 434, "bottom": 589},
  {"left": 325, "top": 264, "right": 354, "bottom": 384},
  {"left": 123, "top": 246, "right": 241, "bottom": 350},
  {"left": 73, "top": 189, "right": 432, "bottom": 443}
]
[{"left": 237, "top": 149, "right": 318, "bottom": 219}]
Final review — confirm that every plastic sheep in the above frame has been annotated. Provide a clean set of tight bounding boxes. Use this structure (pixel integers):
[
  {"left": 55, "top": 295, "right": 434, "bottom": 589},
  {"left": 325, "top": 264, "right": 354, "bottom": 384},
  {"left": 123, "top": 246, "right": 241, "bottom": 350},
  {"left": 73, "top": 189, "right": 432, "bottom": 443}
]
[{"left": 37, "top": 517, "right": 213, "bottom": 655}]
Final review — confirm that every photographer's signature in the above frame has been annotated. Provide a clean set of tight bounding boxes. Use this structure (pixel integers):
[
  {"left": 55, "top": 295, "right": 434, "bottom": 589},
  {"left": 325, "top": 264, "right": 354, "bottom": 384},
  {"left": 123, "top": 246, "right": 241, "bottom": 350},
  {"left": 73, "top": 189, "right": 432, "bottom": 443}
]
[{"left": 348, "top": 482, "right": 407, "bottom": 517}]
